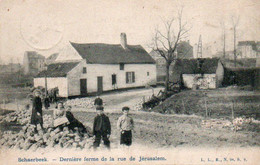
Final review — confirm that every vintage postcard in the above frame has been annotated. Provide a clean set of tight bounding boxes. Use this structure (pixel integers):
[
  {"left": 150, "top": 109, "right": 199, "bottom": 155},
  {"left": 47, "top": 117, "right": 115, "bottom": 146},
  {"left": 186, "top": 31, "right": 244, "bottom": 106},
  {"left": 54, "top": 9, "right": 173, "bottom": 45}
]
[{"left": 0, "top": 0, "right": 259, "bottom": 164}]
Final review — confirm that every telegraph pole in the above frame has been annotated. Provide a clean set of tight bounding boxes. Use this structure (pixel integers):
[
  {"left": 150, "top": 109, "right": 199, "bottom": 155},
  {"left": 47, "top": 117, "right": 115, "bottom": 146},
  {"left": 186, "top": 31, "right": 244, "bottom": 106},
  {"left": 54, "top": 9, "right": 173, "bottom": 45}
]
[
  {"left": 197, "top": 35, "right": 202, "bottom": 58},
  {"left": 44, "top": 63, "right": 48, "bottom": 97},
  {"left": 233, "top": 26, "right": 237, "bottom": 67},
  {"left": 223, "top": 29, "right": 226, "bottom": 59}
]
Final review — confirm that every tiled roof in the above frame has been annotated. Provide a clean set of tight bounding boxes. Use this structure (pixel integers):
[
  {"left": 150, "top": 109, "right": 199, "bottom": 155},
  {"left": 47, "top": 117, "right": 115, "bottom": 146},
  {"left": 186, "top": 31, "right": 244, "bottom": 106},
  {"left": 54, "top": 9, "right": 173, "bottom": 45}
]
[
  {"left": 173, "top": 58, "right": 220, "bottom": 74},
  {"left": 70, "top": 42, "right": 155, "bottom": 64},
  {"left": 35, "top": 62, "right": 80, "bottom": 78}
]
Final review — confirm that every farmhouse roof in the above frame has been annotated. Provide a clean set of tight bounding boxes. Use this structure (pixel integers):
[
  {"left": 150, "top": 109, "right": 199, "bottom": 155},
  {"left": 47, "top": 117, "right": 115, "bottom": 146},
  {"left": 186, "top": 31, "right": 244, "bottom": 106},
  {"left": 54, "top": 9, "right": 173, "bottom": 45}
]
[
  {"left": 173, "top": 58, "right": 220, "bottom": 74},
  {"left": 70, "top": 42, "right": 155, "bottom": 64},
  {"left": 35, "top": 62, "right": 80, "bottom": 78}
]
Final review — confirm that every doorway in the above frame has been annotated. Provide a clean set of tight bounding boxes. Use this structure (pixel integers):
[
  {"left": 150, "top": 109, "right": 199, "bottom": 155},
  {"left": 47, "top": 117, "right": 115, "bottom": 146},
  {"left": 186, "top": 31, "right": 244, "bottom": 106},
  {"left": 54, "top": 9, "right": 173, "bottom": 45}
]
[
  {"left": 80, "top": 79, "right": 87, "bottom": 96},
  {"left": 97, "top": 76, "right": 103, "bottom": 94}
]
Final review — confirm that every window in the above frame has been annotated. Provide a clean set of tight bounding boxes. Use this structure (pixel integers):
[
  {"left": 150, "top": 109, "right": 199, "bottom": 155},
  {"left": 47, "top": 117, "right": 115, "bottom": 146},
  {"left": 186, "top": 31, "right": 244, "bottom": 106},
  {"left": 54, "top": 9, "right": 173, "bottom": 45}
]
[
  {"left": 120, "top": 63, "right": 124, "bottom": 70},
  {"left": 147, "top": 72, "right": 149, "bottom": 76},
  {"left": 83, "top": 67, "right": 87, "bottom": 74},
  {"left": 126, "top": 72, "right": 135, "bottom": 84},
  {"left": 112, "top": 74, "right": 117, "bottom": 85}
]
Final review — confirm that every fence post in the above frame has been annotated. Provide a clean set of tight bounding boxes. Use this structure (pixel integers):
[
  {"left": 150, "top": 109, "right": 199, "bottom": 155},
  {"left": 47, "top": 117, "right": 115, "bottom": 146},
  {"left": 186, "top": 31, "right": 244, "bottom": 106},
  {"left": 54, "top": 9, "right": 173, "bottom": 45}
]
[
  {"left": 182, "top": 99, "right": 186, "bottom": 113},
  {"left": 231, "top": 100, "right": 234, "bottom": 119},
  {"left": 204, "top": 97, "right": 208, "bottom": 118},
  {"left": 162, "top": 102, "right": 164, "bottom": 113},
  {"left": 3, "top": 99, "right": 6, "bottom": 110}
]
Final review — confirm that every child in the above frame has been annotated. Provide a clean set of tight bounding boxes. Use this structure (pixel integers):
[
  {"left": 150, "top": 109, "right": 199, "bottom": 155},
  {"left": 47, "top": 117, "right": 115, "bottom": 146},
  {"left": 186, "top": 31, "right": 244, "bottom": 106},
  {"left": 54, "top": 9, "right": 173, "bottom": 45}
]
[
  {"left": 93, "top": 106, "right": 111, "bottom": 149},
  {"left": 66, "top": 106, "right": 88, "bottom": 134},
  {"left": 117, "top": 106, "right": 134, "bottom": 146}
]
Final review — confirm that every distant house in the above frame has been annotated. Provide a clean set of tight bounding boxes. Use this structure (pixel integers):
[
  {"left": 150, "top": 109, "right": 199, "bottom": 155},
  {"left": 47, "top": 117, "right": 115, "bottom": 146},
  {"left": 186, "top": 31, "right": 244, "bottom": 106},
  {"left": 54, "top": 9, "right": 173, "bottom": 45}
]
[
  {"left": 34, "top": 33, "right": 156, "bottom": 97},
  {"left": 237, "top": 41, "right": 260, "bottom": 58},
  {"left": 0, "top": 63, "right": 22, "bottom": 74},
  {"left": 177, "top": 41, "right": 193, "bottom": 59},
  {"left": 23, "top": 51, "right": 45, "bottom": 75},
  {"left": 149, "top": 50, "right": 168, "bottom": 82},
  {"left": 150, "top": 41, "right": 193, "bottom": 82},
  {"left": 170, "top": 58, "right": 224, "bottom": 89}
]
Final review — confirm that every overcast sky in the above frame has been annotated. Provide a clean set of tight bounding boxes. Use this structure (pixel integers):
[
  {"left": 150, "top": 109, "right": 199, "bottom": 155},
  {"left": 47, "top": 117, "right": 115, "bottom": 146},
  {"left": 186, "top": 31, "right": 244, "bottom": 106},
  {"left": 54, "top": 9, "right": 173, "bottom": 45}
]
[{"left": 0, "top": 0, "right": 259, "bottom": 63}]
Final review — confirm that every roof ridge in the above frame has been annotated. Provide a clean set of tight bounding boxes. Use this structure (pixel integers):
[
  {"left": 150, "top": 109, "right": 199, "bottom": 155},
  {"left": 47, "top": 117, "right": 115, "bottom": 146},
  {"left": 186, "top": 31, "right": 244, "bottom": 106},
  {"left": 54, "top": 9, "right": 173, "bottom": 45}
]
[{"left": 70, "top": 42, "right": 142, "bottom": 47}]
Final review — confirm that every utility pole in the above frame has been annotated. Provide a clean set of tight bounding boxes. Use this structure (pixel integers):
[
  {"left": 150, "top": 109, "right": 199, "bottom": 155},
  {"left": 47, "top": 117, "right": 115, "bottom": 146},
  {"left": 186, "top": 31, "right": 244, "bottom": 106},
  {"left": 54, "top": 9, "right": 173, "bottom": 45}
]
[
  {"left": 197, "top": 35, "right": 202, "bottom": 58},
  {"left": 231, "top": 15, "right": 239, "bottom": 68},
  {"left": 223, "top": 27, "right": 226, "bottom": 59},
  {"left": 220, "top": 20, "right": 226, "bottom": 59},
  {"left": 234, "top": 26, "right": 236, "bottom": 67},
  {"left": 44, "top": 63, "right": 48, "bottom": 97}
]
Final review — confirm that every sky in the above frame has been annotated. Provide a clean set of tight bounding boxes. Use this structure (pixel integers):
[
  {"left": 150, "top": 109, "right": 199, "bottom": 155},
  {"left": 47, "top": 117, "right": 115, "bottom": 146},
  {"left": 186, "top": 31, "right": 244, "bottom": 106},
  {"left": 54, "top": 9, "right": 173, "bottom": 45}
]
[{"left": 0, "top": 0, "right": 259, "bottom": 64}]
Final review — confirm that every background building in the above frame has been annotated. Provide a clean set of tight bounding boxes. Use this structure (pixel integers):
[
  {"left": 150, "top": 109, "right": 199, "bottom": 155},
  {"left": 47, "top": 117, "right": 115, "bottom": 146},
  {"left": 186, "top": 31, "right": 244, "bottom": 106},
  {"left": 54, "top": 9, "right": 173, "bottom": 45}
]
[
  {"left": 150, "top": 40, "right": 193, "bottom": 82},
  {"left": 237, "top": 41, "right": 260, "bottom": 58},
  {"left": 23, "top": 51, "right": 46, "bottom": 75}
]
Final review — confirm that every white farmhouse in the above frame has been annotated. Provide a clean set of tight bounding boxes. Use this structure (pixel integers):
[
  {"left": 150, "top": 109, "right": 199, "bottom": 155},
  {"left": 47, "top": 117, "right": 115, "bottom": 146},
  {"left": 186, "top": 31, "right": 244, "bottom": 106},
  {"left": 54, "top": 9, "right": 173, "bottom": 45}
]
[{"left": 34, "top": 33, "right": 156, "bottom": 97}]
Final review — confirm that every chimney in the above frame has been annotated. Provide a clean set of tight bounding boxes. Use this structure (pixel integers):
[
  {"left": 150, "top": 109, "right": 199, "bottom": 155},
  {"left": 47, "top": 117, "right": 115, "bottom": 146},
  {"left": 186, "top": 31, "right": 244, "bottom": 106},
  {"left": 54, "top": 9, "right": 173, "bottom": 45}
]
[{"left": 120, "top": 33, "right": 127, "bottom": 49}]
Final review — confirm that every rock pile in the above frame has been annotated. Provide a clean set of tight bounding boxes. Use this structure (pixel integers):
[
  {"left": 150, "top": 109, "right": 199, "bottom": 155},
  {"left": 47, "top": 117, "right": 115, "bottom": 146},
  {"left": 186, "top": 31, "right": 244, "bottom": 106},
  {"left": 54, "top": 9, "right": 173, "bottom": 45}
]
[
  {"left": 0, "top": 108, "right": 31, "bottom": 125},
  {"left": 65, "top": 98, "right": 106, "bottom": 109},
  {"left": 201, "top": 117, "right": 259, "bottom": 131},
  {"left": 232, "top": 117, "right": 259, "bottom": 131},
  {"left": 0, "top": 124, "right": 93, "bottom": 151},
  {"left": 201, "top": 119, "right": 232, "bottom": 129}
]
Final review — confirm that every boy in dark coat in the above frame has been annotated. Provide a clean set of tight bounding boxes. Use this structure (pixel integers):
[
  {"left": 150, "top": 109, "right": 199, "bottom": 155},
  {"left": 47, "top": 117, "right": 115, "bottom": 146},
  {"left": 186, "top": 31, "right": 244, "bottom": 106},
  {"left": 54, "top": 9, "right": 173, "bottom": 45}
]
[
  {"left": 30, "top": 90, "right": 44, "bottom": 132},
  {"left": 93, "top": 106, "right": 111, "bottom": 149},
  {"left": 65, "top": 106, "right": 88, "bottom": 135}
]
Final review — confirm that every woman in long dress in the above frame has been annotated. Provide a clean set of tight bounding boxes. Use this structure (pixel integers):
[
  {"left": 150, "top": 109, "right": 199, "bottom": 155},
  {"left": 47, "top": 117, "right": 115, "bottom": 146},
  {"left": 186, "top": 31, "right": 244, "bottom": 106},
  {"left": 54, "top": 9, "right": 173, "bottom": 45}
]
[{"left": 30, "top": 90, "right": 44, "bottom": 132}]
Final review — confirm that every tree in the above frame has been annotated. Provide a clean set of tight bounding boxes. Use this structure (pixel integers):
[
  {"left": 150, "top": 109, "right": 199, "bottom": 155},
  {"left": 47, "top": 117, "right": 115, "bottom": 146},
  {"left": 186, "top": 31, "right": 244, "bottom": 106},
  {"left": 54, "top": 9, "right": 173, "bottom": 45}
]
[
  {"left": 220, "top": 20, "right": 226, "bottom": 59},
  {"left": 231, "top": 15, "right": 240, "bottom": 67},
  {"left": 151, "top": 8, "right": 190, "bottom": 91}
]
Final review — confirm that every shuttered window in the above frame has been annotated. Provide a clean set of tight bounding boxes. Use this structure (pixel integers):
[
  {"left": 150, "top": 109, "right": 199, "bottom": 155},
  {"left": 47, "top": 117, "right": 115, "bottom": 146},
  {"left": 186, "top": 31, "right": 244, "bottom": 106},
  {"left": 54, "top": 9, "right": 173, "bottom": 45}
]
[{"left": 126, "top": 72, "right": 135, "bottom": 84}]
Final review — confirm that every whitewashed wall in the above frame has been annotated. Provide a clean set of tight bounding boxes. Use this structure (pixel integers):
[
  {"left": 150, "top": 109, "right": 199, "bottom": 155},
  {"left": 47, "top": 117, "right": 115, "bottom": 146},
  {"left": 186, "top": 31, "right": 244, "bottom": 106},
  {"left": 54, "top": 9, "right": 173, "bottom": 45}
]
[
  {"left": 67, "top": 60, "right": 156, "bottom": 96},
  {"left": 215, "top": 61, "right": 224, "bottom": 87},
  {"left": 183, "top": 74, "right": 217, "bottom": 89},
  {"left": 34, "top": 77, "right": 68, "bottom": 97}
]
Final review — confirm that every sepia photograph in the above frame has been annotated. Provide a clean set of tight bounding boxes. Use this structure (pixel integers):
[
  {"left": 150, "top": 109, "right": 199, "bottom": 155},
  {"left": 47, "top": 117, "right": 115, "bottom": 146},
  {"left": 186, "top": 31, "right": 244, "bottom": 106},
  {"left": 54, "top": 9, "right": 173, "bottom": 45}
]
[{"left": 0, "top": 0, "right": 259, "bottom": 164}]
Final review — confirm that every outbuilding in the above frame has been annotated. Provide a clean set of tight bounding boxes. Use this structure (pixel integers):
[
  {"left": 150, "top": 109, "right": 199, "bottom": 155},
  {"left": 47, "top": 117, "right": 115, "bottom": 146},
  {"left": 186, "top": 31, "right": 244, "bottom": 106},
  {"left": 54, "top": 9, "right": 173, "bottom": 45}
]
[{"left": 170, "top": 58, "right": 224, "bottom": 89}]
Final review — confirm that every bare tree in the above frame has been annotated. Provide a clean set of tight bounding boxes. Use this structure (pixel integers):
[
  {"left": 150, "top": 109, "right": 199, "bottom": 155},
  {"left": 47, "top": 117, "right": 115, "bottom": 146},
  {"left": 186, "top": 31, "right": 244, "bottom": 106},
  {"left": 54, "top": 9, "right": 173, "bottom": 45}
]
[
  {"left": 151, "top": 8, "right": 190, "bottom": 91},
  {"left": 220, "top": 20, "right": 226, "bottom": 59},
  {"left": 231, "top": 15, "right": 240, "bottom": 67}
]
